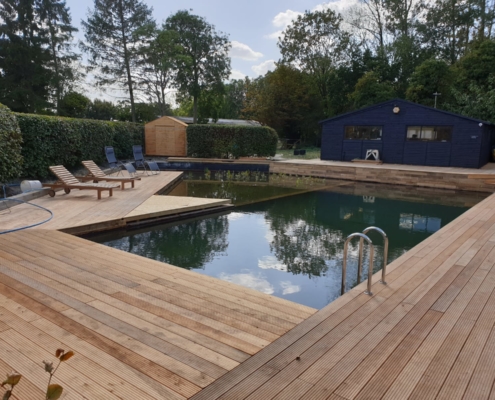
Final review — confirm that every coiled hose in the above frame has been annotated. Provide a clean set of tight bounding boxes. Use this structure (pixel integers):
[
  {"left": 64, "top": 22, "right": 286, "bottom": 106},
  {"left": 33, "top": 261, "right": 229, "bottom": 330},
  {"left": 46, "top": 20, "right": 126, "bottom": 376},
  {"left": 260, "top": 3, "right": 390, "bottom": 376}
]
[{"left": 0, "top": 184, "right": 53, "bottom": 234}]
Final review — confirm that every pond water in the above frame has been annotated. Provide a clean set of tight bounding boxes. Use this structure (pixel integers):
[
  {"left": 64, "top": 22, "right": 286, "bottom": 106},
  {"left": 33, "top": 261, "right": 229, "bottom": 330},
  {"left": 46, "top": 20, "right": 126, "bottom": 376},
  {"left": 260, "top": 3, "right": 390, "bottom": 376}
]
[{"left": 90, "top": 177, "right": 487, "bottom": 309}]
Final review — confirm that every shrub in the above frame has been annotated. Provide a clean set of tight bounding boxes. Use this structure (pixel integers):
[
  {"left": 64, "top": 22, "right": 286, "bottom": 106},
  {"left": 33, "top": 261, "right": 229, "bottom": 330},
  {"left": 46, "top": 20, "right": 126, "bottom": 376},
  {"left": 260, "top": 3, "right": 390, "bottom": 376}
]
[
  {"left": 0, "top": 103, "right": 23, "bottom": 183},
  {"left": 15, "top": 113, "right": 143, "bottom": 179},
  {"left": 187, "top": 124, "right": 278, "bottom": 158}
]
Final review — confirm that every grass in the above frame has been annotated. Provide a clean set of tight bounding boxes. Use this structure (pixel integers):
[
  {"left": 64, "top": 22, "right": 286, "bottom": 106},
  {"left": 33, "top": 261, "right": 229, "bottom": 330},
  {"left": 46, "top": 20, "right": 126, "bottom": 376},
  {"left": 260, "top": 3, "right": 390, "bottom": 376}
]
[{"left": 276, "top": 146, "right": 321, "bottom": 160}]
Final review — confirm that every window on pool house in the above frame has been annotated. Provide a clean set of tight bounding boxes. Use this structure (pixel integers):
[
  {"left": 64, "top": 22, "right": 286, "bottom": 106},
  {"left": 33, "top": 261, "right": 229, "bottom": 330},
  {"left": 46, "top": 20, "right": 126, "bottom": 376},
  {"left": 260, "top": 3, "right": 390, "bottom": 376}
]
[
  {"left": 407, "top": 126, "right": 453, "bottom": 142},
  {"left": 344, "top": 126, "right": 382, "bottom": 140}
]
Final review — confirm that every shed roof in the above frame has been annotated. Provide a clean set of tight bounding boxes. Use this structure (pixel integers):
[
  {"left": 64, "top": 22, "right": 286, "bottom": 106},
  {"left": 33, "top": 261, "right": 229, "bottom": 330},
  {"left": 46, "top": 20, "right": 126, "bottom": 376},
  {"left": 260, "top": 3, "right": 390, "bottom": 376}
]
[
  {"left": 144, "top": 116, "right": 188, "bottom": 127},
  {"left": 173, "top": 117, "right": 261, "bottom": 126},
  {"left": 319, "top": 98, "right": 494, "bottom": 126}
]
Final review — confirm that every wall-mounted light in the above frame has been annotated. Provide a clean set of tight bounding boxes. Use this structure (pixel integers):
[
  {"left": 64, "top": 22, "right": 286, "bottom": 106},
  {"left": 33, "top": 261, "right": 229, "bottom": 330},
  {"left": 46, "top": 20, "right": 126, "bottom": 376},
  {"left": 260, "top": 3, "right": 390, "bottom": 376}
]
[
  {"left": 393, "top": 106, "right": 400, "bottom": 114},
  {"left": 479, "top": 123, "right": 483, "bottom": 127}
]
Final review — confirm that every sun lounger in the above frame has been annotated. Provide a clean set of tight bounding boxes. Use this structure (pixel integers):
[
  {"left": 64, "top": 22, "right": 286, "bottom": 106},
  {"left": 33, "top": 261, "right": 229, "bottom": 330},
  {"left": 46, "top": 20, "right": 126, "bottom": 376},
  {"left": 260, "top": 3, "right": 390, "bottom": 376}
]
[
  {"left": 105, "top": 146, "right": 124, "bottom": 175},
  {"left": 133, "top": 145, "right": 161, "bottom": 175},
  {"left": 43, "top": 165, "right": 120, "bottom": 200},
  {"left": 80, "top": 160, "right": 140, "bottom": 190}
]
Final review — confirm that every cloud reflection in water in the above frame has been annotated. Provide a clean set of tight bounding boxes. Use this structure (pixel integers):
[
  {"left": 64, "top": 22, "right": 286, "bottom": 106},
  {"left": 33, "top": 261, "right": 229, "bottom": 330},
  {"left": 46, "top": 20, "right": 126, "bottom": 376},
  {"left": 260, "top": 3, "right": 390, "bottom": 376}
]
[{"left": 218, "top": 272, "right": 275, "bottom": 294}]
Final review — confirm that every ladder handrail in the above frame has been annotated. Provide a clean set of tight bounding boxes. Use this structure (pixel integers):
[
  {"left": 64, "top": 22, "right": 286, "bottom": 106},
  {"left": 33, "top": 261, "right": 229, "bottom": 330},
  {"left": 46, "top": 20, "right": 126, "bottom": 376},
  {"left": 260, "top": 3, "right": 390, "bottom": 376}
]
[
  {"left": 342, "top": 233, "right": 375, "bottom": 296},
  {"left": 359, "top": 226, "right": 388, "bottom": 285}
]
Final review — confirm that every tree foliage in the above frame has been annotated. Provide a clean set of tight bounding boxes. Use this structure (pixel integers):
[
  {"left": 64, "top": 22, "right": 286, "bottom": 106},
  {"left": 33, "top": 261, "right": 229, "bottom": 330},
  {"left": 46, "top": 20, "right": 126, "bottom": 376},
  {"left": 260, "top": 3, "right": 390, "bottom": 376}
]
[
  {"left": 81, "top": 0, "right": 154, "bottom": 122},
  {"left": 278, "top": 9, "right": 352, "bottom": 116},
  {"left": 164, "top": 10, "right": 231, "bottom": 123},
  {"left": 243, "top": 65, "right": 322, "bottom": 143}
]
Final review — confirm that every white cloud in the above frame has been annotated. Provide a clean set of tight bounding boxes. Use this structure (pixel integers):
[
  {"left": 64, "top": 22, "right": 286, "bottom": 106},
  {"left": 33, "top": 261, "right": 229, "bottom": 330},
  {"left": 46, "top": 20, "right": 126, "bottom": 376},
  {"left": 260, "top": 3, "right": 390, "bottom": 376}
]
[
  {"left": 218, "top": 272, "right": 274, "bottom": 294},
  {"left": 266, "top": 2, "right": 360, "bottom": 40},
  {"left": 266, "top": 10, "right": 302, "bottom": 40},
  {"left": 252, "top": 60, "right": 276, "bottom": 76},
  {"left": 229, "top": 69, "right": 247, "bottom": 80},
  {"left": 273, "top": 10, "right": 303, "bottom": 28},
  {"left": 230, "top": 41, "right": 263, "bottom": 61},
  {"left": 314, "top": 0, "right": 361, "bottom": 13},
  {"left": 280, "top": 281, "right": 301, "bottom": 295},
  {"left": 227, "top": 212, "right": 245, "bottom": 221},
  {"left": 258, "top": 256, "right": 287, "bottom": 272}
]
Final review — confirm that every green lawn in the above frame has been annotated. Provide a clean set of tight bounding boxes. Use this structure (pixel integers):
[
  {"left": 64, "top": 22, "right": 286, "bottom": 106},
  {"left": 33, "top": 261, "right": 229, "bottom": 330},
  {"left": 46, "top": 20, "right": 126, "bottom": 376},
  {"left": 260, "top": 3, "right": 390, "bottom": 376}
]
[{"left": 276, "top": 146, "right": 321, "bottom": 160}]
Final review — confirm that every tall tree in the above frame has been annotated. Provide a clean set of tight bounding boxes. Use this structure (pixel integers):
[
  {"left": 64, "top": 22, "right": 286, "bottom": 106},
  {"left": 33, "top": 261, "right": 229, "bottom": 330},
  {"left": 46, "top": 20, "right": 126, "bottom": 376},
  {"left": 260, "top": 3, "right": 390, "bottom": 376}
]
[
  {"left": 81, "top": 0, "right": 154, "bottom": 122},
  {"left": 164, "top": 10, "right": 231, "bottom": 123},
  {"left": 243, "top": 65, "right": 322, "bottom": 143},
  {"left": 0, "top": 0, "right": 53, "bottom": 112},
  {"left": 37, "top": 0, "right": 78, "bottom": 113},
  {"left": 278, "top": 9, "right": 352, "bottom": 116},
  {"left": 420, "top": 0, "right": 475, "bottom": 64},
  {"left": 136, "top": 25, "right": 176, "bottom": 117}
]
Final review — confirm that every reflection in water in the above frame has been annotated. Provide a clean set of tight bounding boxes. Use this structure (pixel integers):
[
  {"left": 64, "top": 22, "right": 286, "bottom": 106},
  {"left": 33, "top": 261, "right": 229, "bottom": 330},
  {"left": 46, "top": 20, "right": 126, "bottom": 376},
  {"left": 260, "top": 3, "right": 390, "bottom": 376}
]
[
  {"left": 92, "top": 186, "right": 482, "bottom": 309},
  {"left": 100, "top": 216, "right": 229, "bottom": 269},
  {"left": 218, "top": 272, "right": 275, "bottom": 295}
]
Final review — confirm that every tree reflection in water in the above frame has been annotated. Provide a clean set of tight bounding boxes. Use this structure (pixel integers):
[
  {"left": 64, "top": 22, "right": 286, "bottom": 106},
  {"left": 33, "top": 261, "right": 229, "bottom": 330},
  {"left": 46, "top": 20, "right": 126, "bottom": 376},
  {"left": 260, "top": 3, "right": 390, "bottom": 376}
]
[{"left": 101, "top": 216, "right": 229, "bottom": 269}]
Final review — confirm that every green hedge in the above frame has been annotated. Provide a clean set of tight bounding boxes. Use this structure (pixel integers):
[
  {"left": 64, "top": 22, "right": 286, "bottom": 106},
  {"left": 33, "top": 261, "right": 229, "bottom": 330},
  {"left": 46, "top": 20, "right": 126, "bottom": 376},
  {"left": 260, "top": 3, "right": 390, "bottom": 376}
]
[
  {"left": 0, "top": 104, "right": 23, "bottom": 183},
  {"left": 187, "top": 124, "right": 278, "bottom": 158},
  {"left": 15, "top": 114, "right": 143, "bottom": 179}
]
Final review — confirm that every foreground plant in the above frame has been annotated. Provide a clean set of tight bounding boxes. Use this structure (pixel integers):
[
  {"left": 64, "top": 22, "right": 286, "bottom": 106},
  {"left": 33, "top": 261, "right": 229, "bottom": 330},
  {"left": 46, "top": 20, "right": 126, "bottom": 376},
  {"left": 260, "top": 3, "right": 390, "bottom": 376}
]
[
  {"left": 1, "top": 371, "right": 21, "bottom": 400},
  {"left": 1, "top": 348, "right": 74, "bottom": 400}
]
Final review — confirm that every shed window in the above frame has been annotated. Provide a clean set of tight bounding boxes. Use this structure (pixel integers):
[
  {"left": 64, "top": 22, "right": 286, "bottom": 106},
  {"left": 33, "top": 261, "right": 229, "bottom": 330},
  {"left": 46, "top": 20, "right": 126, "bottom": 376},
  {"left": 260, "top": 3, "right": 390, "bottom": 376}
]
[
  {"left": 407, "top": 126, "right": 452, "bottom": 142},
  {"left": 344, "top": 126, "right": 382, "bottom": 140}
]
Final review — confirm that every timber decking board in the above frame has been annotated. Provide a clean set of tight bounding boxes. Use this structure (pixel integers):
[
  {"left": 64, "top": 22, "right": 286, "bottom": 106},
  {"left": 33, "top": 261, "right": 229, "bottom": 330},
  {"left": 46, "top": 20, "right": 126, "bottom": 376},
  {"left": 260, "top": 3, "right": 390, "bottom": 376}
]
[
  {"left": 3, "top": 162, "right": 495, "bottom": 398},
  {"left": 0, "top": 229, "right": 314, "bottom": 399},
  {"left": 191, "top": 189, "right": 495, "bottom": 399}
]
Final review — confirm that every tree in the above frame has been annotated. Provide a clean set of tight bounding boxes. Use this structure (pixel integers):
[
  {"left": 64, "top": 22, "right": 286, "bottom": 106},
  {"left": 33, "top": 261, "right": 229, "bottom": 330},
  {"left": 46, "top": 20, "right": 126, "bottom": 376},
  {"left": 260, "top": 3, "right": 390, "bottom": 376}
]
[
  {"left": 58, "top": 91, "right": 90, "bottom": 118},
  {"left": 349, "top": 71, "right": 396, "bottom": 109},
  {"left": 447, "top": 74, "right": 495, "bottom": 122},
  {"left": 278, "top": 9, "right": 353, "bottom": 116},
  {"left": 0, "top": 0, "right": 53, "bottom": 112},
  {"left": 453, "top": 38, "right": 495, "bottom": 89},
  {"left": 81, "top": 0, "right": 154, "bottom": 122},
  {"left": 406, "top": 59, "right": 452, "bottom": 107},
  {"left": 243, "top": 65, "right": 323, "bottom": 143},
  {"left": 164, "top": 10, "right": 231, "bottom": 123},
  {"left": 86, "top": 99, "right": 118, "bottom": 120},
  {"left": 136, "top": 25, "right": 176, "bottom": 117},
  {"left": 219, "top": 79, "right": 247, "bottom": 119},
  {"left": 419, "top": 0, "right": 475, "bottom": 64},
  {"left": 37, "top": 0, "right": 78, "bottom": 113}
]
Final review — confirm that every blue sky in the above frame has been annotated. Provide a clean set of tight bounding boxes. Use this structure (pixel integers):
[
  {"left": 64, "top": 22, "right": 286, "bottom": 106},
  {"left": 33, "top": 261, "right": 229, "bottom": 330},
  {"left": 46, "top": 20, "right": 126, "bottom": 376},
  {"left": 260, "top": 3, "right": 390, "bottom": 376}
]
[{"left": 66, "top": 0, "right": 355, "bottom": 82}]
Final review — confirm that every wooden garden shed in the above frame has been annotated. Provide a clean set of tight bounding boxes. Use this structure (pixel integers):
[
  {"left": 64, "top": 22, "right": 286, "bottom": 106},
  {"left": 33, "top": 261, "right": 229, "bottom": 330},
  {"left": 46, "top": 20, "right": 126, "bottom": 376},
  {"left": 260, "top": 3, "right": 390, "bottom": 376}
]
[
  {"left": 145, "top": 116, "right": 188, "bottom": 156},
  {"left": 145, "top": 116, "right": 262, "bottom": 157}
]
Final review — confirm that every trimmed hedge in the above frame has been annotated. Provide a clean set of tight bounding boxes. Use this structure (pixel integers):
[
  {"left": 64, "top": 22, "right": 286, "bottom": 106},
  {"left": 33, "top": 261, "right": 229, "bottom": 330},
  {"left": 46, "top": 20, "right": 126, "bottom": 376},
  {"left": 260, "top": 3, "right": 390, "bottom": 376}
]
[
  {"left": 187, "top": 124, "right": 278, "bottom": 158},
  {"left": 0, "top": 104, "right": 23, "bottom": 183},
  {"left": 15, "top": 113, "right": 143, "bottom": 179}
]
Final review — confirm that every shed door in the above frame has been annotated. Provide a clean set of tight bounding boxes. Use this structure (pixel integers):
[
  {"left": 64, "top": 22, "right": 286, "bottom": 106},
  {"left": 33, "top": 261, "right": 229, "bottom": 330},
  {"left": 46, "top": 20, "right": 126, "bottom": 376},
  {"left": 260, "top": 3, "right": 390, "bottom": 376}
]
[{"left": 156, "top": 125, "right": 186, "bottom": 156}]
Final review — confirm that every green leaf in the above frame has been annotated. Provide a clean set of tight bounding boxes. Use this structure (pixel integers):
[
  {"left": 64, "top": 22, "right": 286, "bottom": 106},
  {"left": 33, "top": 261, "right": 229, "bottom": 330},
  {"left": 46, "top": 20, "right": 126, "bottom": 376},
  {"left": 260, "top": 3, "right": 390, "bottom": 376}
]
[{"left": 46, "top": 384, "right": 63, "bottom": 400}]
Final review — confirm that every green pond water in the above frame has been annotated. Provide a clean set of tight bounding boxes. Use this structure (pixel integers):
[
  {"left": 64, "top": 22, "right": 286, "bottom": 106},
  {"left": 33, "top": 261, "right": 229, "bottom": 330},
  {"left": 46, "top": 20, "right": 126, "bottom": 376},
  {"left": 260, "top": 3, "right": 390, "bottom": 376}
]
[{"left": 90, "top": 177, "right": 487, "bottom": 309}]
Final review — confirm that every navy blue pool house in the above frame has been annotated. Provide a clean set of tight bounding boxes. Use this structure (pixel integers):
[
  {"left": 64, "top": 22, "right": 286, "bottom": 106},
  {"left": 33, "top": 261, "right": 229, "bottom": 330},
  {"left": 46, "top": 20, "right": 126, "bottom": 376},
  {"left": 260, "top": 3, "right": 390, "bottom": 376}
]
[{"left": 320, "top": 99, "right": 495, "bottom": 168}]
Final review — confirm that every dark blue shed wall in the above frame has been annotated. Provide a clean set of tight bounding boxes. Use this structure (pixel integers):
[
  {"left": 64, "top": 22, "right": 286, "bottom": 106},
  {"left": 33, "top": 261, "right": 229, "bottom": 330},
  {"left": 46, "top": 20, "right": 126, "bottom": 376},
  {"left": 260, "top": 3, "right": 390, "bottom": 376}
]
[{"left": 320, "top": 100, "right": 489, "bottom": 168}]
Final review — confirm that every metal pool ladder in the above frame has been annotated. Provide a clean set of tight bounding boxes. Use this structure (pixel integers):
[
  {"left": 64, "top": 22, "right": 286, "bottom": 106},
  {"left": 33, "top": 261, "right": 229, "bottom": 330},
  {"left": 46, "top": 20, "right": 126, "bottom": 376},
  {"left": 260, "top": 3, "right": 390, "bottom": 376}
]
[{"left": 342, "top": 227, "right": 389, "bottom": 296}]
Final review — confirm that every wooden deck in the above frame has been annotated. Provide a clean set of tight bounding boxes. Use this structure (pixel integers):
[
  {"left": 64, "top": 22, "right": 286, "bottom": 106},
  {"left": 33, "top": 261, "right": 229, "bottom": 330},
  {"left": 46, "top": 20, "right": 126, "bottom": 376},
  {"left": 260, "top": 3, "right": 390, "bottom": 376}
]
[
  {"left": 192, "top": 191, "right": 495, "bottom": 399},
  {"left": 0, "top": 171, "right": 230, "bottom": 234},
  {"left": 3, "top": 164, "right": 495, "bottom": 398},
  {"left": 0, "top": 230, "right": 315, "bottom": 399}
]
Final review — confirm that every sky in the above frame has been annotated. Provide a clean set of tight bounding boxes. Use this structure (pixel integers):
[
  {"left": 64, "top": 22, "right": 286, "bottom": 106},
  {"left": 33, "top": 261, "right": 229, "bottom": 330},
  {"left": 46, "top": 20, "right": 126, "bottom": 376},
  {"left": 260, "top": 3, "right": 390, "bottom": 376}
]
[{"left": 65, "top": 0, "right": 358, "bottom": 91}]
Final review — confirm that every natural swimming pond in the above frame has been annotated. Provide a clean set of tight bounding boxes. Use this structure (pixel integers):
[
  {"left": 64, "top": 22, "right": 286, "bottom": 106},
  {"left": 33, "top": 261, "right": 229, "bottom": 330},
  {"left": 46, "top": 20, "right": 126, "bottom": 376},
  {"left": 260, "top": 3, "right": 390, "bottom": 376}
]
[{"left": 90, "top": 175, "right": 488, "bottom": 309}]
